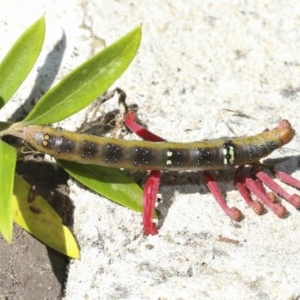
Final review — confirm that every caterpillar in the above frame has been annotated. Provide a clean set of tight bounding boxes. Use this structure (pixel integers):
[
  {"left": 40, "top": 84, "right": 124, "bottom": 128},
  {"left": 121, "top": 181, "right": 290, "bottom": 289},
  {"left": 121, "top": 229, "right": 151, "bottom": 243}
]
[{"left": 14, "top": 119, "right": 295, "bottom": 171}]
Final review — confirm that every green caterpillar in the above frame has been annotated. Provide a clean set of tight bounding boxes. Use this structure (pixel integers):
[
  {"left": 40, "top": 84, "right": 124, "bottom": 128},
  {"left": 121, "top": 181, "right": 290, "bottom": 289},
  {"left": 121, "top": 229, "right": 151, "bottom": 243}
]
[{"left": 17, "top": 119, "right": 295, "bottom": 171}]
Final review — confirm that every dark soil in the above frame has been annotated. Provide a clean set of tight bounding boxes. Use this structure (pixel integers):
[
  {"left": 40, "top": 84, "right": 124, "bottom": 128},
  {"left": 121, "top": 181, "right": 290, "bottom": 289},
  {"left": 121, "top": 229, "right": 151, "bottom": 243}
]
[{"left": 0, "top": 158, "right": 73, "bottom": 300}]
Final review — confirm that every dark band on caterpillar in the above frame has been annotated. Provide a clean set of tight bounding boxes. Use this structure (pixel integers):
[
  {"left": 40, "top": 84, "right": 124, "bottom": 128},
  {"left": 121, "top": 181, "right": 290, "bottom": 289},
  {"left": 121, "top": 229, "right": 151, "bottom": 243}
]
[{"left": 20, "top": 120, "right": 295, "bottom": 171}]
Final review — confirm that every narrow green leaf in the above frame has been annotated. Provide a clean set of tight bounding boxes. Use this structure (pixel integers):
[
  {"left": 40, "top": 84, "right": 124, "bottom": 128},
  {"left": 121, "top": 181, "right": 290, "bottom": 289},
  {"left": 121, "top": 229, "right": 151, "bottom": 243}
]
[
  {"left": 24, "top": 26, "right": 142, "bottom": 125},
  {"left": 59, "top": 160, "right": 143, "bottom": 213},
  {"left": 0, "top": 121, "right": 12, "bottom": 131},
  {"left": 12, "top": 175, "right": 79, "bottom": 258},
  {"left": 0, "top": 17, "right": 45, "bottom": 108},
  {"left": 0, "top": 141, "right": 17, "bottom": 242}
]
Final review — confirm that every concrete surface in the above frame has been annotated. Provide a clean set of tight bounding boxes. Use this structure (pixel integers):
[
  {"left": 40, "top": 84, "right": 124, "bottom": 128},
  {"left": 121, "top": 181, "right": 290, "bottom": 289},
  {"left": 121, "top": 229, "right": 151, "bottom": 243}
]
[{"left": 1, "top": 1, "right": 300, "bottom": 299}]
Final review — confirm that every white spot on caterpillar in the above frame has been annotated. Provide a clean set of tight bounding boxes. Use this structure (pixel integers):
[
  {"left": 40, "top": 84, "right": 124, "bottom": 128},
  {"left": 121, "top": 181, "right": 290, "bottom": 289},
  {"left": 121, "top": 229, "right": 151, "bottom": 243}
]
[
  {"left": 166, "top": 150, "right": 173, "bottom": 165},
  {"left": 42, "top": 134, "right": 50, "bottom": 147},
  {"left": 166, "top": 159, "right": 172, "bottom": 166},
  {"left": 223, "top": 144, "right": 235, "bottom": 165}
]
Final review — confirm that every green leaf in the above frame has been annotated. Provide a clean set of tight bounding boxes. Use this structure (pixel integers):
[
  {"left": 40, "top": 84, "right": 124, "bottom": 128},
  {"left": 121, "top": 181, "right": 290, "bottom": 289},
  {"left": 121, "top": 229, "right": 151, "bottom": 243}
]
[
  {"left": 13, "top": 175, "right": 79, "bottom": 258},
  {"left": 59, "top": 160, "right": 143, "bottom": 213},
  {"left": 24, "top": 26, "right": 142, "bottom": 125},
  {"left": 0, "top": 141, "right": 17, "bottom": 242},
  {"left": 0, "top": 121, "right": 12, "bottom": 132},
  {"left": 0, "top": 17, "right": 45, "bottom": 108}
]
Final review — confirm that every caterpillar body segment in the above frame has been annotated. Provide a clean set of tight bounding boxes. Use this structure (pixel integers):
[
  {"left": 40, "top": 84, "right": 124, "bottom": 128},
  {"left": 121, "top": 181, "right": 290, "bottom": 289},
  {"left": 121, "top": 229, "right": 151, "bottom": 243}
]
[{"left": 20, "top": 120, "right": 295, "bottom": 171}]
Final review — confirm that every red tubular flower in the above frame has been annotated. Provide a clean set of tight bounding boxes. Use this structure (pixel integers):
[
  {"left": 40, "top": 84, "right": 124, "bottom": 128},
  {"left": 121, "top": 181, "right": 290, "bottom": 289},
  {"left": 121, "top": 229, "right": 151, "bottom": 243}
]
[{"left": 124, "top": 110, "right": 300, "bottom": 233}]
